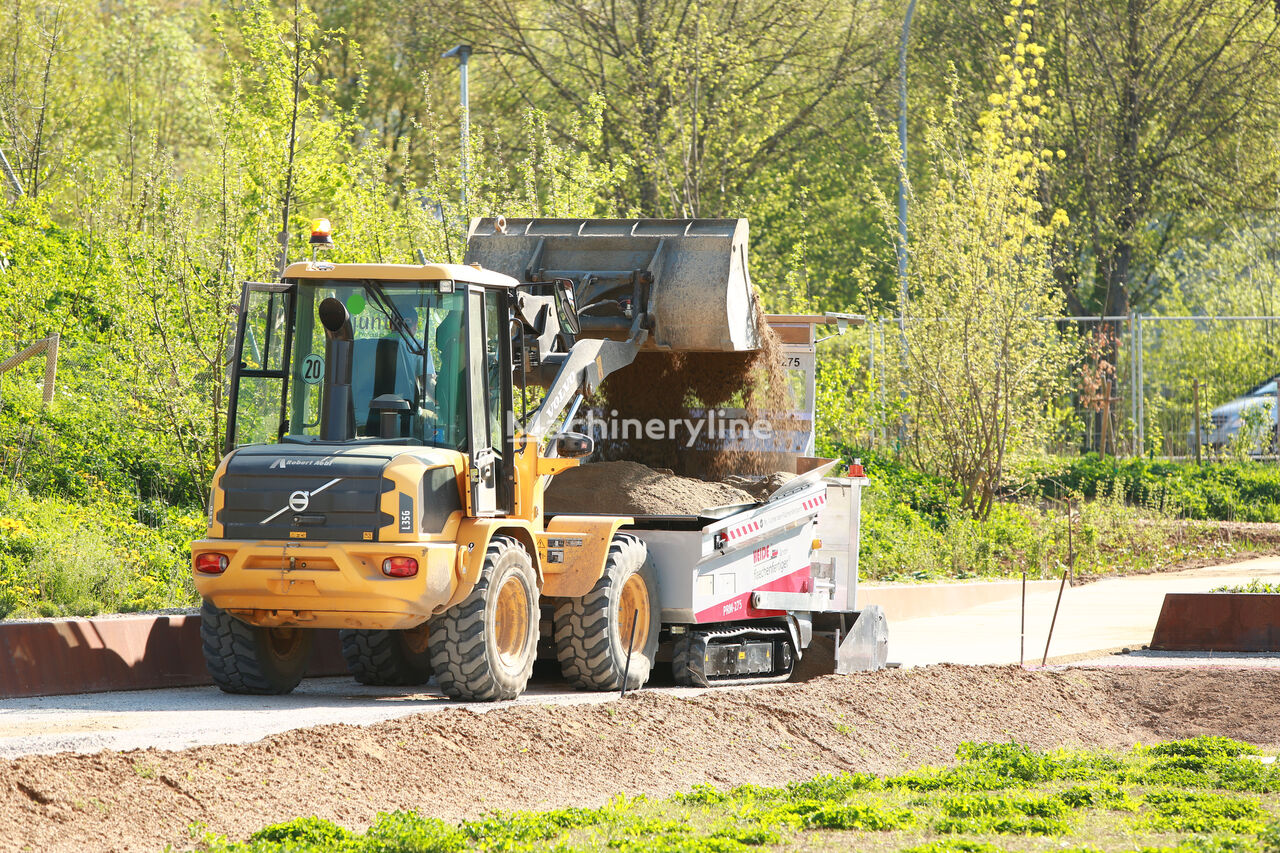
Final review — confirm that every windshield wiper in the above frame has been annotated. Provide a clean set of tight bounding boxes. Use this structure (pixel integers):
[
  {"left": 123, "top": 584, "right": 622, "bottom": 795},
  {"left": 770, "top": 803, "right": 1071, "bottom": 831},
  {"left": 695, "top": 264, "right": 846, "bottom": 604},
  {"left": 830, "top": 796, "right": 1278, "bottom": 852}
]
[{"left": 362, "top": 280, "right": 425, "bottom": 357}]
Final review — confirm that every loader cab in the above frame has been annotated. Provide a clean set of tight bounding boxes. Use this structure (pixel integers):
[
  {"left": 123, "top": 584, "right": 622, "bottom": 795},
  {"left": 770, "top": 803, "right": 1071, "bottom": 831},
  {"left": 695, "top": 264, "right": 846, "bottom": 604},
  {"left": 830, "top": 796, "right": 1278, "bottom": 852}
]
[{"left": 224, "top": 263, "right": 518, "bottom": 515}]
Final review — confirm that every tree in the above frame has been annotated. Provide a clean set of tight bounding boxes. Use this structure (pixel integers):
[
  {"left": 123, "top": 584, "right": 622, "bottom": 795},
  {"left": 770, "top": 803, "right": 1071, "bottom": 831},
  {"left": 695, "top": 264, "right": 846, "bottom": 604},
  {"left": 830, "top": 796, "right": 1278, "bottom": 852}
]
[
  {"left": 880, "top": 3, "right": 1074, "bottom": 515},
  {"left": 1047, "top": 0, "right": 1280, "bottom": 317},
  {"left": 0, "top": 0, "right": 88, "bottom": 198},
  {"left": 428, "top": 0, "right": 892, "bottom": 218}
]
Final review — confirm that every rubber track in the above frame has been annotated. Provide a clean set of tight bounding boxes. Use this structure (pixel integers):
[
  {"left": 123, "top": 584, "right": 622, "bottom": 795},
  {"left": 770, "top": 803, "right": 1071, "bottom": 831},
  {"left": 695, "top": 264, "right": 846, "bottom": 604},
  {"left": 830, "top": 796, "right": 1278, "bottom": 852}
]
[
  {"left": 339, "top": 629, "right": 429, "bottom": 686},
  {"left": 200, "top": 602, "right": 303, "bottom": 695},
  {"left": 554, "top": 533, "right": 648, "bottom": 691},
  {"left": 427, "top": 536, "right": 535, "bottom": 701},
  {"left": 672, "top": 625, "right": 793, "bottom": 688}
]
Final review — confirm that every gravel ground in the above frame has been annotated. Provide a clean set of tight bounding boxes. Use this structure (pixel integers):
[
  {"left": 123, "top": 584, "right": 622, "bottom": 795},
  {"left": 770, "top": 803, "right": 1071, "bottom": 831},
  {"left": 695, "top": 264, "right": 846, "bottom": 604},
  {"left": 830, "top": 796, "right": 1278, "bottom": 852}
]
[{"left": 1, "top": 665, "right": 1277, "bottom": 853}]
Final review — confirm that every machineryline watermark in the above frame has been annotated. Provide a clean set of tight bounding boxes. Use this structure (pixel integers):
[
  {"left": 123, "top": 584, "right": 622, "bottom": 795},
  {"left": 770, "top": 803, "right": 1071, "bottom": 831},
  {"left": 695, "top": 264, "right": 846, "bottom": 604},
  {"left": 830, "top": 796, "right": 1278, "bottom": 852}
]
[{"left": 564, "top": 409, "right": 776, "bottom": 448}]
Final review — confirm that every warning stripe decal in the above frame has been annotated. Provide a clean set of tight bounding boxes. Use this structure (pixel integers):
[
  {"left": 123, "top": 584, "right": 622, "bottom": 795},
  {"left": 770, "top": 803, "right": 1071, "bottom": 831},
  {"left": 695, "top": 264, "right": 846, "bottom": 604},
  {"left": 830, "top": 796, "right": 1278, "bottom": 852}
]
[{"left": 721, "top": 492, "right": 827, "bottom": 542}]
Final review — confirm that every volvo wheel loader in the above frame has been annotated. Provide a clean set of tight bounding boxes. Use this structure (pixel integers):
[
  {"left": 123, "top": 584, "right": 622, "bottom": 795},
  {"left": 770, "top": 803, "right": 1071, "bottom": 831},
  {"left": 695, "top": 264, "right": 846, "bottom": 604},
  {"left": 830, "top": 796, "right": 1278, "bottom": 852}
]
[{"left": 191, "top": 217, "right": 886, "bottom": 700}]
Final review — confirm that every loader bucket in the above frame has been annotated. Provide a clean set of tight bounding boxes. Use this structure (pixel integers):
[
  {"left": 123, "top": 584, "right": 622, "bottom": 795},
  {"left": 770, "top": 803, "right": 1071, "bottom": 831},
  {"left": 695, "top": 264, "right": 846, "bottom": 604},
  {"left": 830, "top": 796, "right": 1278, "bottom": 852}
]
[{"left": 465, "top": 218, "right": 762, "bottom": 352}]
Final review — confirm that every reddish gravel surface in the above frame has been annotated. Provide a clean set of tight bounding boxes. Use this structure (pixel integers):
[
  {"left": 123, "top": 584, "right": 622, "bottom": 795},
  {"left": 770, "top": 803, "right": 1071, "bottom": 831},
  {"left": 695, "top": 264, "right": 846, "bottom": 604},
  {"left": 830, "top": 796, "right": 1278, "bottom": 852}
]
[{"left": 3, "top": 665, "right": 1278, "bottom": 852}]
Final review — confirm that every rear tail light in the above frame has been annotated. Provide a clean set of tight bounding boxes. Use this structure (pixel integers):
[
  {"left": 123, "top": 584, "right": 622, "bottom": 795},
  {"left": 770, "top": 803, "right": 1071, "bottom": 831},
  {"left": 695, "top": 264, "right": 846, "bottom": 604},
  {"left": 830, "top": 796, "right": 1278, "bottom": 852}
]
[
  {"left": 382, "top": 556, "right": 419, "bottom": 578},
  {"left": 848, "top": 458, "right": 865, "bottom": 478},
  {"left": 195, "top": 553, "right": 229, "bottom": 575}
]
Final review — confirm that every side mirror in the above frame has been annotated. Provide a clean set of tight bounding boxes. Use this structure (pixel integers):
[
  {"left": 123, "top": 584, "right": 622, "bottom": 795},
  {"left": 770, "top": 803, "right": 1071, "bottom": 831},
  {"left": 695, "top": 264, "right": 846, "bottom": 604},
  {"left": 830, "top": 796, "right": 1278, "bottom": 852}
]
[
  {"left": 553, "top": 278, "right": 580, "bottom": 336},
  {"left": 553, "top": 431, "right": 593, "bottom": 459}
]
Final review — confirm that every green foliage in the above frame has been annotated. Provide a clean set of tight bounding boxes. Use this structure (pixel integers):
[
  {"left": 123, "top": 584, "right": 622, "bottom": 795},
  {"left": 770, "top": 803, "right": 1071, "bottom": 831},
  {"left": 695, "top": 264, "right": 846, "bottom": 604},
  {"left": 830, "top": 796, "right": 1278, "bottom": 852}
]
[
  {"left": 211, "top": 738, "right": 1280, "bottom": 853},
  {"left": 759, "top": 799, "right": 915, "bottom": 831},
  {"left": 839, "top": 446, "right": 1243, "bottom": 582},
  {"left": 1016, "top": 455, "right": 1280, "bottom": 523},
  {"left": 0, "top": 487, "right": 201, "bottom": 618},
  {"left": 1215, "top": 579, "right": 1280, "bottom": 594},
  {"left": 1137, "top": 791, "right": 1269, "bottom": 835},
  {"left": 1150, "top": 738, "right": 1262, "bottom": 761},
  {"left": 872, "top": 3, "right": 1074, "bottom": 516},
  {"left": 249, "top": 816, "right": 357, "bottom": 847}
]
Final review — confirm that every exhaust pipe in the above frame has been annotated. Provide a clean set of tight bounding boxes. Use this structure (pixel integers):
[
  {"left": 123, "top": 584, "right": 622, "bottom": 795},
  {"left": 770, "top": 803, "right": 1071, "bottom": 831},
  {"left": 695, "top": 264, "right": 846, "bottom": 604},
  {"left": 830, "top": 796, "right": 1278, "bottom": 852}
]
[{"left": 318, "top": 297, "right": 355, "bottom": 441}]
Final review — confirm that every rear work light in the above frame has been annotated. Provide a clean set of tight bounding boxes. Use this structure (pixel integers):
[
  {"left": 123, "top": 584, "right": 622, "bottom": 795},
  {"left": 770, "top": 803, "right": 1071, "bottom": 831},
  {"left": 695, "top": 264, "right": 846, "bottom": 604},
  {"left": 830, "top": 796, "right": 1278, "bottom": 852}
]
[
  {"left": 382, "top": 556, "right": 419, "bottom": 578},
  {"left": 195, "top": 553, "right": 229, "bottom": 575}
]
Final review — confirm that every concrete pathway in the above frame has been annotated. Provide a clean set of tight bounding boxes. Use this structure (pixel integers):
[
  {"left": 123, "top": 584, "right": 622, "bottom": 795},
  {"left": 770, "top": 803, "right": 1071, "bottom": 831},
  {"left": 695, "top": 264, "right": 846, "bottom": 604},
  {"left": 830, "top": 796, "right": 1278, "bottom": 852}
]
[{"left": 888, "top": 556, "right": 1280, "bottom": 666}]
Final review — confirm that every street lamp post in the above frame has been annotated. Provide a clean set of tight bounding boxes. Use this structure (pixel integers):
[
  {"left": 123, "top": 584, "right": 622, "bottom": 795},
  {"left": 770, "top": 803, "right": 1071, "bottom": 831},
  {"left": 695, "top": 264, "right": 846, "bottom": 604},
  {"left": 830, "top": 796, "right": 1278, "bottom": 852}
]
[
  {"left": 897, "top": 0, "right": 917, "bottom": 326},
  {"left": 442, "top": 44, "right": 473, "bottom": 210},
  {"left": 895, "top": 0, "right": 918, "bottom": 447}
]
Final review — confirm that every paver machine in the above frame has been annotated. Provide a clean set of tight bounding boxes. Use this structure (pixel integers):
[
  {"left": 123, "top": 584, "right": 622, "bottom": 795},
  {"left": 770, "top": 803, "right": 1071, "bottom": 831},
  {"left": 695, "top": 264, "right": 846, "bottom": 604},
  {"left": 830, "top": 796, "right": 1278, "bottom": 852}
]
[{"left": 191, "top": 217, "right": 886, "bottom": 699}]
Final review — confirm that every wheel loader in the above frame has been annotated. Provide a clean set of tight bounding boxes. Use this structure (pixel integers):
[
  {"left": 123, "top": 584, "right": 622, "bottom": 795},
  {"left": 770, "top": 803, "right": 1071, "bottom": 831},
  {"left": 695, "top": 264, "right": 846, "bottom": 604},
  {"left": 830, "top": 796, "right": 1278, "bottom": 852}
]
[{"left": 191, "top": 217, "right": 886, "bottom": 700}]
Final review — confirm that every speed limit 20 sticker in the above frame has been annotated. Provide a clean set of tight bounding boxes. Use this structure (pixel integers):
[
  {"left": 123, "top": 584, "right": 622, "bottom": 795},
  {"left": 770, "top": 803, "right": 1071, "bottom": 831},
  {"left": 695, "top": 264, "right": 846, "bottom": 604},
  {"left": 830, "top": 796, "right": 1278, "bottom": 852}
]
[{"left": 301, "top": 354, "right": 324, "bottom": 384}]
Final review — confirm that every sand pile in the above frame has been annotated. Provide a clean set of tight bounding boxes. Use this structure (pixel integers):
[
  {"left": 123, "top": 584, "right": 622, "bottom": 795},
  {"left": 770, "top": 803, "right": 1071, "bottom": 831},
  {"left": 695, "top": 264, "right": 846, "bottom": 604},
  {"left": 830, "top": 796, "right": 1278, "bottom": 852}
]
[
  {"left": 721, "top": 471, "right": 796, "bottom": 501},
  {"left": 545, "top": 461, "right": 755, "bottom": 516}
]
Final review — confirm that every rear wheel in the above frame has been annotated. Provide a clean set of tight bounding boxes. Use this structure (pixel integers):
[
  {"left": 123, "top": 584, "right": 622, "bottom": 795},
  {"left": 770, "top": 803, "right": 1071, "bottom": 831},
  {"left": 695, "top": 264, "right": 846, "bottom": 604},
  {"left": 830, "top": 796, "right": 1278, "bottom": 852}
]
[
  {"left": 200, "top": 600, "right": 313, "bottom": 695},
  {"left": 339, "top": 626, "right": 433, "bottom": 686},
  {"left": 427, "top": 536, "right": 538, "bottom": 701},
  {"left": 554, "top": 533, "right": 660, "bottom": 691}
]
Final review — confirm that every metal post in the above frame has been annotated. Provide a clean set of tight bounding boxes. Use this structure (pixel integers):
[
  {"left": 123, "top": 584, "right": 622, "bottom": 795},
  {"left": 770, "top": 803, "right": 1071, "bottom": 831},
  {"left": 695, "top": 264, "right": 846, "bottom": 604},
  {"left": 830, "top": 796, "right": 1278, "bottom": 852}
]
[
  {"left": 1101, "top": 378, "right": 1112, "bottom": 458},
  {"left": 1067, "top": 498, "right": 1075, "bottom": 584},
  {"left": 868, "top": 320, "right": 876, "bottom": 447},
  {"left": 1041, "top": 568, "right": 1069, "bottom": 666},
  {"left": 895, "top": 1, "right": 917, "bottom": 448},
  {"left": 0, "top": 149, "right": 24, "bottom": 198},
  {"left": 1193, "top": 379, "right": 1202, "bottom": 466},
  {"left": 896, "top": 0, "right": 917, "bottom": 305},
  {"left": 443, "top": 44, "right": 473, "bottom": 210},
  {"left": 1136, "top": 313, "right": 1145, "bottom": 455},
  {"left": 619, "top": 608, "right": 639, "bottom": 698},
  {"left": 1128, "top": 312, "right": 1137, "bottom": 456},
  {"left": 1019, "top": 569, "right": 1026, "bottom": 667}
]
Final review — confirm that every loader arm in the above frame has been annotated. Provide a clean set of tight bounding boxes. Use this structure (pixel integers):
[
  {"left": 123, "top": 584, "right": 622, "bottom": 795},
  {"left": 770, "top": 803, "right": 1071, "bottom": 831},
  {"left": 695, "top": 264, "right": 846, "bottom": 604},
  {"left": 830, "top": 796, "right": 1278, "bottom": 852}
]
[{"left": 526, "top": 332, "right": 647, "bottom": 439}]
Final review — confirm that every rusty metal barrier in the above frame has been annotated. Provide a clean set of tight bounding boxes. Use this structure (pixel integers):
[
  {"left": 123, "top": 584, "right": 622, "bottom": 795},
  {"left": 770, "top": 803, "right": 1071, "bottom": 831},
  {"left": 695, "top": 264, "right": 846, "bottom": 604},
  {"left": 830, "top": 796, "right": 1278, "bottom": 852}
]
[
  {"left": 0, "top": 614, "right": 346, "bottom": 699},
  {"left": 1150, "top": 592, "right": 1280, "bottom": 652}
]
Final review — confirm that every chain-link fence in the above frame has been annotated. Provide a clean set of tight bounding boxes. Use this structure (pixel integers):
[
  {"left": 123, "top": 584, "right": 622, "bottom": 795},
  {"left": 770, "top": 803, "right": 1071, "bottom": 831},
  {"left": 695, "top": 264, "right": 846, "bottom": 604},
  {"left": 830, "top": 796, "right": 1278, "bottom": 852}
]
[{"left": 861, "top": 314, "right": 1280, "bottom": 459}]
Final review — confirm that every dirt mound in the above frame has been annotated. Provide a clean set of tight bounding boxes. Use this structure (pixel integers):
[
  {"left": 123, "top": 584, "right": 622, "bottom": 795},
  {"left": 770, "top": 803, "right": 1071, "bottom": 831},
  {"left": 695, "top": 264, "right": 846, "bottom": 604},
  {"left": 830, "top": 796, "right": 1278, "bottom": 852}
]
[
  {"left": 2, "top": 666, "right": 1279, "bottom": 852},
  {"left": 545, "top": 461, "right": 755, "bottom": 515},
  {"left": 722, "top": 471, "right": 797, "bottom": 501}
]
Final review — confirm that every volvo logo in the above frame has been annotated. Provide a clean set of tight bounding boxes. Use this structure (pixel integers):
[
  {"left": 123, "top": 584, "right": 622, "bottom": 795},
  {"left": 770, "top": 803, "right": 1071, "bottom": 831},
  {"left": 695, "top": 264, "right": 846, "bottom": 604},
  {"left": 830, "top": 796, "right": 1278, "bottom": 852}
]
[{"left": 260, "top": 478, "right": 342, "bottom": 525}]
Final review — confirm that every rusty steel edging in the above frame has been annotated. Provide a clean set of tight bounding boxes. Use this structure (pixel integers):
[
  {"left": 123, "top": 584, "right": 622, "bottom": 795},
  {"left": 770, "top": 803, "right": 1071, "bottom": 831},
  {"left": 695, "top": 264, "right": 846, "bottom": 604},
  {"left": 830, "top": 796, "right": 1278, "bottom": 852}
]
[
  {"left": 1150, "top": 592, "right": 1280, "bottom": 652},
  {"left": 0, "top": 614, "right": 347, "bottom": 699}
]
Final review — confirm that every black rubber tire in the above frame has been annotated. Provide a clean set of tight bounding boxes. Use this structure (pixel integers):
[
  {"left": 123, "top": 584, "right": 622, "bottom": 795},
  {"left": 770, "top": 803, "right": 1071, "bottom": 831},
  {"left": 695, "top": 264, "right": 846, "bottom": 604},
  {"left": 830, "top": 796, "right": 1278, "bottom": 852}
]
[
  {"left": 672, "top": 633, "right": 710, "bottom": 687},
  {"left": 554, "top": 533, "right": 660, "bottom": 691},
  {"left": 200, "top": 600, "right": 313, "bottom": 695},
  {"left": 427, "top": 536, "right": 538, "bottom": 701},
  {"left": 339, "top": 626, "right": 433, "bottom": 686}
]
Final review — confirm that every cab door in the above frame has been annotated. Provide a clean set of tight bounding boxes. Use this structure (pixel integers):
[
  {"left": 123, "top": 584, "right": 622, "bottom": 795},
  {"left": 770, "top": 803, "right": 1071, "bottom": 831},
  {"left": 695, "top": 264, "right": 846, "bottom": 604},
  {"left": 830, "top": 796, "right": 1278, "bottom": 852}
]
[
  {"left": 225, "top": 282, "right": 294, "bottom": 453},
  {"left": 465, "top": 288, "right": 501, "bottom": 515}
]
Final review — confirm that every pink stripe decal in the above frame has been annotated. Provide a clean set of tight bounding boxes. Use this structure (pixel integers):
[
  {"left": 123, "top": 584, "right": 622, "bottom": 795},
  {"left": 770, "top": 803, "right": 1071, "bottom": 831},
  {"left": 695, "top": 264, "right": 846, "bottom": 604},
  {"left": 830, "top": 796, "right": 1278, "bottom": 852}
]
[{"left": 693, "top": 564, "right": 813, "bottom": 623}]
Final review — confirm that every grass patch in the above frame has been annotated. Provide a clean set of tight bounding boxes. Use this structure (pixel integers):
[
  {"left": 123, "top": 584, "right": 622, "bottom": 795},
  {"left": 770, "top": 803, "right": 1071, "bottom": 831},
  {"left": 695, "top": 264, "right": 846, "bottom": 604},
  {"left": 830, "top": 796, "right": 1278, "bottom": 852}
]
[
  {"left": 203, "top": 738, "right": 1280, "bottom": 853},
  {"left": 1213, "top": 579, "right": 1280, "bottom": 594}
]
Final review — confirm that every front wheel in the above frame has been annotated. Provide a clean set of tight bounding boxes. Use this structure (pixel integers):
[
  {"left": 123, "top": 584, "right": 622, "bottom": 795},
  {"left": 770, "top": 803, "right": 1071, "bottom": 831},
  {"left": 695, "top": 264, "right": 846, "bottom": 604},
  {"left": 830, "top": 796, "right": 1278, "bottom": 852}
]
[
  {"left": 427, "top": 536, "right": 538, "bottom": 701},
  {"left": 339, "top": 626, "right": 433, "bottom": 686},
  {"left": 200, "top": 600, "right": 313, "bottom": 695},
  {"left": 554, "top": 533, "right": 660, "bottom": 691}
]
